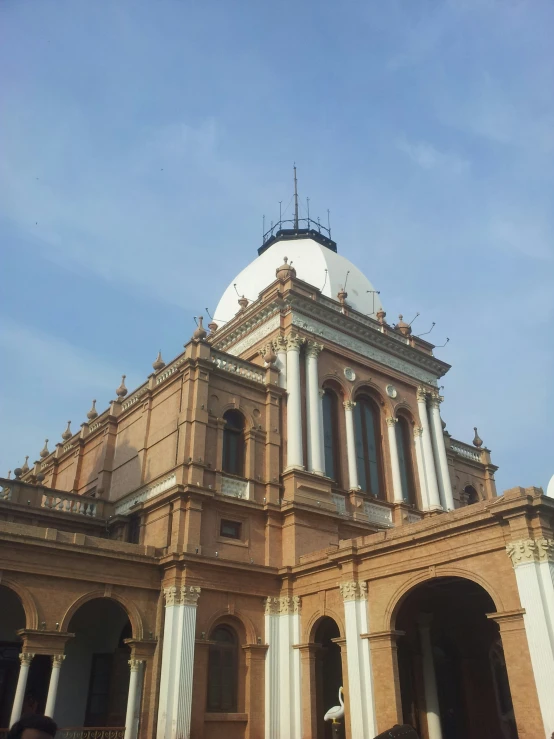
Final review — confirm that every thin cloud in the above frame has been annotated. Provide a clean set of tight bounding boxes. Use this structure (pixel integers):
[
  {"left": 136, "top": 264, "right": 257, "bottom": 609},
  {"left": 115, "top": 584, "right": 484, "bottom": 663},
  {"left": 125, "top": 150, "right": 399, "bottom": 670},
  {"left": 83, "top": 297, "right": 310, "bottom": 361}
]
[{"left": 397, "top": 138, "right": 470, "bottom": 175}]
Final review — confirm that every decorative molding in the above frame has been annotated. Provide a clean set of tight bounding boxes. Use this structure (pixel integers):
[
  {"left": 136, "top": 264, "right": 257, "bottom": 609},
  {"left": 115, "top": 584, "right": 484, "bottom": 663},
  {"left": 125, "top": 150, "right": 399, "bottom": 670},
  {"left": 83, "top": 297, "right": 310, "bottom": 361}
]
[
  {"left": 264, "top": 595, "right": 301, "bottom": 615},
  {"left": 413, "top": 426, "right": 423, "bottom": 437},
  {"left": 51, "top": 654, "right": 66, "bottom": 668},
  {"left": 19, "top": 652, "right": 34, "bottom": 666},
  {"left": 156, "top": 357, "right": 186, "bottom": 385},
  {"left": 332, "top": 493, "right": 347, "bottom": 515},
  {"left": 128, "top": 659, "right": 144, "bottom": 672},
  {"left": 416, "top": 386, "right": 428, "bottom": 402},
  {"left": 221, "top": 475, "right": 249, "bottom": 499},
  {"left": 343, "top": 400, "right": 356, "bottom": 410},
  {"left": 211, "top": 351, "right": 264, "bottom": 384},
  {"left": 291, "top": 314, "right": 439, "bottom": 384},
  {"left": 224, "top": 312, "right": 282, "bottom": 356},
  {"left": 163, "top": 586, "right": 178, "bottom": 607},
  {"left": 339, "top": 581, "right": 368, "bottom": 601},
  {"left": 285, "top": 333, "right": 305, "bottom": 352},
  {"left": 121, "top": 385, "right": 149, "bottom": 411},
  {"left": 506, "top": 538, "right": 554, "bottom": 565},
  {"left": 386, "top": 417, "right": 398, "bottom": 427},
  {"left": 114, "top": 473, "right": 177, "bottom": 516},
  {"left": 181, "top": 585, "right": 201, "bottom": 606}
]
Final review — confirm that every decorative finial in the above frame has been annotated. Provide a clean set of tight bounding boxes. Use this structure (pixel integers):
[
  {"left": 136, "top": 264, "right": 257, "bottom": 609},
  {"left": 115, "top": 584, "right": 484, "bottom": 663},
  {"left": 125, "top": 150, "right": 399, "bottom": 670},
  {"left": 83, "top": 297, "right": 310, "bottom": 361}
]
[
  {"left": 152, "top": 351, "right": 165, "bottom": 371},
  {"left": 36, "top": 472, "right": 45, "bottom": 484},
  {"left": 193, "top": 316, "right": 207, "bottom": 341},
  {"left": 337, "top": 288, "right": 348, "bottom": 305},
  {"left": 276, "top": 257, "right": 296, "bottom": 281},
  {"left": 261, "top": 344, "right": 277, "bottom": 366},
  {"left": 396, "top": 314, "right": 412, "bottom": 336},
  {"left": 40, "top": 439, "right": 49, "bottom": 459},
  {"left": 473, "top": 427, "right": 483, "bottom": 448},
  {"left": 7, "top": 470, "right": 11, "bottom": 479},
  {"left": 116, "top": 375, "right": 128, "bottom": 398},
  {"left": 21, "top": 456, "right": 30, "bottom": 474},
  {"left": 13, "top": 468, "right": 22, "bottom": 479},
  {"left": 62, "top": 421, "right": 72, "bottom": 441},
  {"left": 208, "top": 321, "right": 218, "bottom": 335},
  {"left": 376, "top": 307, "right": 386, "bottom": 324},
  {"left": 87, "top": 400, "right": 98, "bottom": 421},
  {"left": 238, "top": 295, "right": 249, "bottom": 311}
]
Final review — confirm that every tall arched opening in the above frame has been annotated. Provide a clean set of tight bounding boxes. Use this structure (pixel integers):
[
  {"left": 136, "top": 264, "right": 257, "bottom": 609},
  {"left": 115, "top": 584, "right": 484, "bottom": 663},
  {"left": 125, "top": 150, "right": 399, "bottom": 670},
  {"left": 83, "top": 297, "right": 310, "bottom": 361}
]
[
  {"left": 395, "top": 577, "right": 517, "bottom": 739},
  {"left": 55, "top": 598, "right": 132, "bottom": 729},
  {"left": 313, "top": 617, "right": 343, "bottom": 739},
  {"left": 0, "top": 586, "right": 26, "bottom": 728}
]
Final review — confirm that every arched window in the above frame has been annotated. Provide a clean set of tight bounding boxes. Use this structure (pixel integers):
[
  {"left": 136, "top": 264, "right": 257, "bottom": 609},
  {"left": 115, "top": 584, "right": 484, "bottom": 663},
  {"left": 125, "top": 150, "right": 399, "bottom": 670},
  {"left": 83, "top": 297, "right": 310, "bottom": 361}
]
[
  {"left": 353, "top": 396, "right": 384, "bottom": 498},
  {"left": 395, "top": 416, "right": 416, "bottom": 504},
  {"left": 322, "top": 389, "right": 340, "bottom": 484},
  {"left": 207, "top": 625, "right": 238, "bottom": 712},
  {"left": 222, "top": 410, "right": 245, "bottom": 477},
  {"left": 464, "top": 485, "right": 479, "bottom": 505}
]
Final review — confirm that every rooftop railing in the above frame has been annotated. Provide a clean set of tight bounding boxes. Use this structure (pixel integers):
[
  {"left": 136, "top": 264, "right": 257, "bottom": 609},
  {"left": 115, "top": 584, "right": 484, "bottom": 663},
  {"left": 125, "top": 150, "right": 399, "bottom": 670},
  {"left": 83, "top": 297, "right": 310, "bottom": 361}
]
[{"left": 0, "top": 479, "right": 113, "bottom": 519}]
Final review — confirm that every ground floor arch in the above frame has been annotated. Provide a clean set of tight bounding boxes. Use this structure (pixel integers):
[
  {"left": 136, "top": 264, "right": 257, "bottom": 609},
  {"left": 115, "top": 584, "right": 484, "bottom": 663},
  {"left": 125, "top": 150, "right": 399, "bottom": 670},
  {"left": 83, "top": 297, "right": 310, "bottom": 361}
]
[
  {"left": 55, "top": 597, "right": 133, "bottom": 729},
  {"left": 312, "top": 616, "right": 343, "bottom": 739},
  {"left": 0, "top": 585, "right": 26, "bottom": 728},
  {"left": 395, "top": 576, "right": 517, "bottom": 739}
]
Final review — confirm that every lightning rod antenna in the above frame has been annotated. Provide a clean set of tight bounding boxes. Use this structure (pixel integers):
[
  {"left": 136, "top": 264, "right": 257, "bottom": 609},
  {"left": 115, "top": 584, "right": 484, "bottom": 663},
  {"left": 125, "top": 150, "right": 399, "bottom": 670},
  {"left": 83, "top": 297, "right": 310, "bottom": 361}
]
[
  {"left": 327, "top": 209, "right": 331, "bottom": 237},
  {"left": 416, "top": 322, "right": 436, "bottom": 338},
  {"left": 293, "top": 164, "right": 299, "bottom": 230},
  {"left": 307, "top": 197, "right": 310, "bottom": 223},
  {"left": 435, "top": 337, "right": 450, "bottom": 348},
  {"left": 279, "top": 201, "right": 282, "bottom": 226}
]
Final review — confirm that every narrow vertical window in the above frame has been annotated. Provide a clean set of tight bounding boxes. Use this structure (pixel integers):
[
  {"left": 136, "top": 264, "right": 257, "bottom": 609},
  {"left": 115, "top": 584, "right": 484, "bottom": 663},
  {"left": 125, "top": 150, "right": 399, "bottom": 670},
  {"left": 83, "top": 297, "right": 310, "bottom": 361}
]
[
  {"left": 207, "top": 626, "right": 238, "bottom": 712},
  {"left": 322, "top": 390, "right": 340, "bottom": 483},
  {"left": 396, "top": 417, "right": 416, "bottom": 504},
  {"left": 222, "top": 410, "right": 245, "bottom": 477},
  {"left": 353, "top": 396, "right": 384, "bottom": 498}
]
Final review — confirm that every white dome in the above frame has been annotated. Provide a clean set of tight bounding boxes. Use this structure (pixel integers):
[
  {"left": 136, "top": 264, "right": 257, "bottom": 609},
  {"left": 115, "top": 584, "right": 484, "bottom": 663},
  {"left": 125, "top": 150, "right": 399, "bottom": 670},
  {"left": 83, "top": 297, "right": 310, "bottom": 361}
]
[
  {"left": 215, "top": 237, "right": 383, "bottom": 324},
  {"left": 547, "top": 474, "right": 554, "bottom": 499}
]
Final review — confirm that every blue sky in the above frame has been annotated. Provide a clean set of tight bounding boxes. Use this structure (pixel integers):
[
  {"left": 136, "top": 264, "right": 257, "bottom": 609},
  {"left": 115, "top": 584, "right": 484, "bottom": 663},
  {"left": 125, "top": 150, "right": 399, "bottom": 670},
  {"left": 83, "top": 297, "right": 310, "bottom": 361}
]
[{"left": 1, "top": 0, "right": 553, "bottom": 492}]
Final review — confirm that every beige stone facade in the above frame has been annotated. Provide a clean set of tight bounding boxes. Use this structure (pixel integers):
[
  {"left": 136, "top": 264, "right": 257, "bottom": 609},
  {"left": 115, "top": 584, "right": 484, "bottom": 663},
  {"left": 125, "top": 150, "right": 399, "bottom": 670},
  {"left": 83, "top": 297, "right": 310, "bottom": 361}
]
[{"left": 1, "top": 234, "right": 553, "bottom": 739}]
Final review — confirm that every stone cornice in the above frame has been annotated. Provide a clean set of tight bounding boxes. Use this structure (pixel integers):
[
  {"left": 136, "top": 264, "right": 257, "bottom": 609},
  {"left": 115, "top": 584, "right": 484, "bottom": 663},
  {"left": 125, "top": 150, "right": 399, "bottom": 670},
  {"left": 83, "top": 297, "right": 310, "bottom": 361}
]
[{"left": 506, "top": 538, "right": 554, "bottom": 566}]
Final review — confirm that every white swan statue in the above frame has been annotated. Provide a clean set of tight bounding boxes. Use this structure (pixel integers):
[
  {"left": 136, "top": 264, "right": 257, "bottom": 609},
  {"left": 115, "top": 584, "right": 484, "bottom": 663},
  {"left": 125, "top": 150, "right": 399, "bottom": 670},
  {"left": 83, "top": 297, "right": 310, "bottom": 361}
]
[{"left": 324, "top": 686, "right": 345, "bottom": 723}]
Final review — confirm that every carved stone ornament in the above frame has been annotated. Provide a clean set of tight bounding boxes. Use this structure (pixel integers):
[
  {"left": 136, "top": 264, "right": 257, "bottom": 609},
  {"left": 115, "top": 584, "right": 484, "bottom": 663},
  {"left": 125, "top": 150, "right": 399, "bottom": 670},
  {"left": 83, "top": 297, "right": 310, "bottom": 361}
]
[
  {"left": 506, "top": 538, "right": 554, "bottom": 566},
  {"left": 285, "top": 334, "right": 305, "bottom": 352},
  {"left": 413, "top": 426, "right": 423, "bottom": 437},
  {"left": 19, "top": 652, "right": 35, "bottom": 666},
  {"left": 305, "top": 340, "right": 324, "bottom": 358},
  {"left": 180, "top": 585, "right": 201, "bottom": 605},
  {"left": 264, "top": 595, "right": 301, "bottom": 615},
  {"left": 343, "top": 400, "right": 356, "bottom": 411},
  {"left": 163, "top": 586, "right": 178, "bottom": 607},
  {"left": 428, "top": 391, "right": 443, "bottom": 408},
  {"left": 416, "top": 386, "right": 428, "bottom": 403},
  {"left": 386, "top": 417, "right": 398, "bottom": 427},
  {"left": 128, "top": 659, "right": 144, "bottom": 672},
  {"left": 272, "top": 335, "right": 287, "bottom": 353},
  {"left": 51, "top": 654, "right": 66, "bottom": 668},
  {"left": 339, "top": 581, "right": 368, "bottom": 601}
]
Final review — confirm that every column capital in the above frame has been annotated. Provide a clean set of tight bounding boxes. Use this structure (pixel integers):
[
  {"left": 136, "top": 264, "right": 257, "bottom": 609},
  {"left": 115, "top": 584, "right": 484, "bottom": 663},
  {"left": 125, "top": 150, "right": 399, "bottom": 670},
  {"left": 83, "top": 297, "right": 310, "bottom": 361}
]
[
  {"left": 128, "top": 659, "right": 144, "bottom": 672},
  {"left": 180, "top": 585, "right": 201, "bottom": 605},
  {"left": 19, "top": 653, "right": 34, "bottom": 666},
  {"left": 272, "top": 335, "right": 287, "bottom": 352},
  {"left": 285, "top": 333, "right": 304, "bottom": 352},
  {"left": 265, "top": 595, "right": 301, "bottom": 615},
  {"left": 413, "top": 426, "right": 423, "bottom": 437},
  {"left": 428, "top": 391, "right": 443, "bottom": 409},
  {"left": 339, "top": 581, "right": 367, "bottom": 601},
  {"left": 416, "top": 386, "right": 428, "bottom": 402},
  {"left": 386, "top": 416, "right": 398, "bottom": 427},
  {"left": 506, "top": 538, "right": 554, "bottom": 565},
  {"left": 305, "top": 340, "right": 324, "bottom": 358},
  {"left": 163, "top": 585, "right": 178, "bottom": 606},
  {"left": 51, "top": 654, "right": 65, "bottom": 668},
  {"left": 343, "top": 400, "right": 356, "bottom": 410}
]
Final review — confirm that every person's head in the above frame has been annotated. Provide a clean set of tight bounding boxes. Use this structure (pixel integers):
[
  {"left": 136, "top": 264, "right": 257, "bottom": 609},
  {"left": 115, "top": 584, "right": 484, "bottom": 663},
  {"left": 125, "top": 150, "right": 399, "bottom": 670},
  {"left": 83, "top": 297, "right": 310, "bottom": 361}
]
[{"left": 7, "top": 714, "right": 57, "bottom": 739}]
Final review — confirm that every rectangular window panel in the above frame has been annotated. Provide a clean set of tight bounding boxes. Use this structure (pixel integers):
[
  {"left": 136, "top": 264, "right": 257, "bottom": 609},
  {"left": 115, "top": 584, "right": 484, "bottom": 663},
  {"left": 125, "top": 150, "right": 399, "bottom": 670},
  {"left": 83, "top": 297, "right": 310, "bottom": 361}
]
[
  {"left": 396, "top": 422, "right": 411, "bottom": 502},
  {"left": 354, "top": 403, "right": 368, "bottom": 492},
  {"left": 364, "top": 404, "right": 381, "bottom": 498},
  {"left": 220, "top": 519, "right": 241, "bottom": 539},
  {"left": 322, "top": 394, "right": 336, "bottom": 480}
]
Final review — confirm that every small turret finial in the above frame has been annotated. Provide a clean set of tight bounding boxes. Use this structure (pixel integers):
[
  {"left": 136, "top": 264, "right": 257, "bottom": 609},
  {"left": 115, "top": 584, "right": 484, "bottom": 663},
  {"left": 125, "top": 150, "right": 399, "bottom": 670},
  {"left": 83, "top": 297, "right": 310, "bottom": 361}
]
[
  {"left": 87, "top": 400, "right": 98, "bottom": 421},
  {"left": 153, "top": 351, "right": 165, "bottom": 371},
  {"left": 21, "top": 456, "right": 30, "bottom": 474},
  {"left": 116, "top": 375, "right": 128, "bottom": 398},
  {"left": 40, "top": 439, "right": 49, "bottom": 459},
  {"left": 193, "top": 316, "right": 207, "bottom": 341},
  {"left": 473, "top": 427, "right": 483, "bottom": 448},
  {"left": 62, "top": 421, "right": 72, "bottom": 441}
]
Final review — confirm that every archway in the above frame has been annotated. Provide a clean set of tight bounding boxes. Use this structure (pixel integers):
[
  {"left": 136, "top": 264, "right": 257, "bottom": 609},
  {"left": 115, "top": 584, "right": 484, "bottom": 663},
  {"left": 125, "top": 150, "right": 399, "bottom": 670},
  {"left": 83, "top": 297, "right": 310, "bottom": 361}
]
[
  {"left": 0, "top": 586, "right": 26, "bottom": 728},
  {"left": 395, "top": 577, "right": 517, "bottom": 739},
  {"left": 55, "top": 598, "right": 132, "bottom": 728},
  {"left": 313, "top": 617, "right": 343, "bottom": 739}
]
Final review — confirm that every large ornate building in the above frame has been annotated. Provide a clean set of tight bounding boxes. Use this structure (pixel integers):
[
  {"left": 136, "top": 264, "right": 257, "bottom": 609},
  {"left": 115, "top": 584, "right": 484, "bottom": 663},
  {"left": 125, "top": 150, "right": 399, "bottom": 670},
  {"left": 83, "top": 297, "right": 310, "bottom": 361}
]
[{"left": 1, "top": 201, "right": 553, "bottom": 739}]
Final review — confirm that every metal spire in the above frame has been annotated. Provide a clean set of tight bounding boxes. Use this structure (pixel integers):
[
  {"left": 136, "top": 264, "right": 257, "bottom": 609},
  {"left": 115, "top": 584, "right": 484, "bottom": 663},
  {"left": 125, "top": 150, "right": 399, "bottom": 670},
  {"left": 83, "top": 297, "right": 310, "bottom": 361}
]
[{"left": 293, "top": 164, "right": 299, "bottom": 230}]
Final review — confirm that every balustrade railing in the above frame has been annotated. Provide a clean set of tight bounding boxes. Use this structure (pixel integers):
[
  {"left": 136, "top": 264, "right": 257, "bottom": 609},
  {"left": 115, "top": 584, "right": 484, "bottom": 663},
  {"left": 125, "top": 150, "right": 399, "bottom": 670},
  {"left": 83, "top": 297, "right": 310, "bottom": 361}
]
[
  {"left": 211, "top": 350, "right": 265, "bottom": 384},
  {"left": 58, "top": 729, "right": 125, "bottom": 739},
  {"left": 449, "top": 440, "right": 483, "bottom": 463},
  {"left": 0, "top": 479, "right": 113, "bottom": 519}
]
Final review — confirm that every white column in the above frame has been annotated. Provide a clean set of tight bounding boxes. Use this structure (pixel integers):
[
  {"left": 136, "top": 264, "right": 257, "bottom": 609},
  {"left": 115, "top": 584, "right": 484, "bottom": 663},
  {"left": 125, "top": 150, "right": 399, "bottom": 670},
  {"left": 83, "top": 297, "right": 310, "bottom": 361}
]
[
  {"left": 343, "top": 401, "right": 359, "bottom": 491},
  {"left": 157, "top": 585, "right": 200, "bottom": 739},
  {"left": 428, "top": 394, "right": 455, "bottom": 511},
  {"left": 340, "top": 582, "right": 377, "bottom": 739},
  {"left": 416, "top": 388, "right": 442, "bottom": 510},
  {"left": 414, "top": 427, "right": 430, "bottom": 510},
  {"left": 285, "top": 335, "right": 304, "bottom": 470},
  {"left": 273, "top": 336, "right": 287, "bottom": 390},
  {"left": 305, "top": 341, "right": 324, "bottom": 475},
  {"left": 386, "top": 417, "right": 404, "bottom": 503},
  {"left": 45, "top": 654, "right": 65, "bottom": 719},
  {"left": 124, "top": 659, "right": 143, "bottom": 739},
  {"left": 264, "top": 596, "right": 302, "bottom": 739},
  {"left": 10, "top": 652, "right": 34, "bottom": 726},
  {"left": 418, "top": 615, "right": 443, "bottom": 739},
  {"left": 506, "top": 539, "right": 554, "bottom": 737}
]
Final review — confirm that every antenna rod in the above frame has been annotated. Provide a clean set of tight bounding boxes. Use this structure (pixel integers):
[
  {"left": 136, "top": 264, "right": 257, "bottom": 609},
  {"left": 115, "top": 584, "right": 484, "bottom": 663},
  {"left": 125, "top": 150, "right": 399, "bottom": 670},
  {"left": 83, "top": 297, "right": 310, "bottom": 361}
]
[
  {"left": 293, "top": 164, "right": 299, "bottom": 230},
  {"left": 307, "top": 197, "right": 310, "bottom": 223},
  {"left": 279, "top": 201, "right": 282, "bottom": 226},
  {"left": 327, "top": 209, "right": 331, "bottom": 237},
  {"left": 263, "top": 214, "right": 265, "bottom": 239}
]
